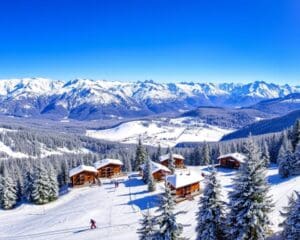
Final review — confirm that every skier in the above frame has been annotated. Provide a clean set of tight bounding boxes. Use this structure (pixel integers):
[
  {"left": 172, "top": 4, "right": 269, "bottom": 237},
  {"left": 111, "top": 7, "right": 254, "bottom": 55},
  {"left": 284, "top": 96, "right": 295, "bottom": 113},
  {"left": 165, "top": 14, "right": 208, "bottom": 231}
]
[{"left": 90, "top": 219, "right": 97, "bottom": 229}]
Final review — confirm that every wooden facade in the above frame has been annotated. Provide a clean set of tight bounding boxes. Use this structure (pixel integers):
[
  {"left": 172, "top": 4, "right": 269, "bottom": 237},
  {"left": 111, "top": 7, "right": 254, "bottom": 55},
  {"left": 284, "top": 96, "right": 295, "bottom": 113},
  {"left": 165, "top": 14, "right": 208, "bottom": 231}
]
[
  {"left": 169, "top": 182, "right": 200, "bottom": 198},
  {"left": 70, "top": 171, "right": 97, "bottom": 187},
  {"left": 152, "top": 169, "right": 169, "bottom": 181},
  {"left": 97, "top": 164, "right": 122, "bottom": 178},
  {"left": 161, "top": 158, "right": 185, "bottom": 169},
  {"left": 219, "top": 156, "right": 241, "bottom": 169}
]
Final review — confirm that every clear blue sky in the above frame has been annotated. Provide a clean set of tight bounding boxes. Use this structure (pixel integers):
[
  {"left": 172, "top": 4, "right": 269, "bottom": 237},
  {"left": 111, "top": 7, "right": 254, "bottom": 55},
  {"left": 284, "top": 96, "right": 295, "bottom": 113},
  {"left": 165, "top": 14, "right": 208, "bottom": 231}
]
[{"left": 0, "top": 0, "right": 299, "bottom": 84}]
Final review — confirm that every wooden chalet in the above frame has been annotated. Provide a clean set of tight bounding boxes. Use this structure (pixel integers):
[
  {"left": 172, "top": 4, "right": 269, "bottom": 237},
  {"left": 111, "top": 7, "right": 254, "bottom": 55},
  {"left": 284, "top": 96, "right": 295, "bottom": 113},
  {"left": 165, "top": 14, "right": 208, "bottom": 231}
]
[
  {"left": 140, "top": 161, "right": 171, "bottom": 181},
  {"left": 218, "top": 153, "right": 246, "bottom": 169},
  {"left": 166, "top": 171, "right": 203, "bottom": 202},
  {"left": 94, "top": 159, "right": 123, "bottom": 178},
  {"left": 69, "top": 165, "right": 98, "bottom": 187},
  {"left": 159, "top": 153, "right": 185, "bottom": 169}
]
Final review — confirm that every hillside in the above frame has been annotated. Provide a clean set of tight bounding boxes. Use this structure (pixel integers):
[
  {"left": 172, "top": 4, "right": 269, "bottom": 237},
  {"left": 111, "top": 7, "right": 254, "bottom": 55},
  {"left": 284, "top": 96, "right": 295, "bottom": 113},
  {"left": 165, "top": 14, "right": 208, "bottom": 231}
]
[
  {"left": 181, "top": 106, "right": 273, "bottom": 129},
  {"left": 221, "top": 110, "right": 300, "bottom": 141},
  {"left": 0, "top": 165, "right": 298, "bottom": 240}
]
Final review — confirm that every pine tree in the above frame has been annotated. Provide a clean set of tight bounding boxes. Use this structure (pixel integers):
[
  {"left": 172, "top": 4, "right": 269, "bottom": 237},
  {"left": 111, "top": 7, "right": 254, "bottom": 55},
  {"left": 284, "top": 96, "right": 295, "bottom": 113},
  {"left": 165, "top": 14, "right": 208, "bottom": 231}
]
[
  {"left": 137, "top": 206, "right": 158, "bottom": 239},
  {"left": 278, "top": 133, "right": 294, "bottom": 178},
  {"left": 261, "top": 141, "right": 270, "bottom": 167},
  {"left": 227, "top": 137, "right": 273, "bottom": 240},
  {"left": 156, "top": 144, "right": 162, "bottom": 162},
  {"left": 157, "top": 184, "right": 183, "bottom": 239},
  {"left": 202, "top": 142, "right": 210, "bottom": 166},
  {"left": 196, "top": 169, "right": 225, "bottom": 240},
  {"left": 0, "top": 168, "right": 17, "bottom": 209},
  {"left": 48, "top": 166, "right": 59, "bottom": 202},
  {"left": 281, "top": 191, "right": 300, "bottom": 240},
  {"left": 135, "top": 138, "right": 147, "bottom": 170},
  {"left": 291, "top": 119, "right": 300, "bottom": 151},
  {"left": 147, "top": 160, "right": 156, "bottom": 192},
  {"left": 30, "top": 164, "right": 51, "bottom": 204},
  {"left": 143, "top": 157, "right": 151, "bottom": 183},
  {"left": 168, "top": 151, "right": 175, "bottom": 174}
]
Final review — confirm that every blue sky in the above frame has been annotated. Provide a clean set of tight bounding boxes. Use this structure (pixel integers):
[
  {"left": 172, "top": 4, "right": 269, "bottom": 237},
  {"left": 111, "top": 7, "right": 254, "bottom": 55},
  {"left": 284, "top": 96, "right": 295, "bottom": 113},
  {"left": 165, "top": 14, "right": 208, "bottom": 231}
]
[{"left": 0, "top": 0, "right": 299, "bottom": 84}]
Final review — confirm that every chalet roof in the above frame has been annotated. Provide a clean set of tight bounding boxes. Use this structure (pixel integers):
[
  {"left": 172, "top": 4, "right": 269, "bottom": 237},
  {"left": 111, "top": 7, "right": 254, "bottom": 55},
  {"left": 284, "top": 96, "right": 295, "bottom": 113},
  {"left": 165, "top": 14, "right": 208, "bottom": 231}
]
[
  {"left": 166, "top": 170, "right": 203, "bottom": 189},
  {"left": 217, "top": 152, "right": 246, "bottom": 163},
  {"left": 69, "top": 165, "right": 98, "bottom": 177},
  {"left": 94, "top": 158, "right": 123, "bottom": 169},
  {"left": 141, "top": 161, "right": 171, "bottom": 174},
  {"left": 159, "top": 153, "right": 185, "bottom": 162}
]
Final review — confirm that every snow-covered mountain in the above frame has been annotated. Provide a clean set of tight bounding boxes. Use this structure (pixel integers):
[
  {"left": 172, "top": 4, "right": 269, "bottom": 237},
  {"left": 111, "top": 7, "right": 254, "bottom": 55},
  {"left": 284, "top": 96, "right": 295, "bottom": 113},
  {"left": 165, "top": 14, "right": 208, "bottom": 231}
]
[{"left": 0, "top": 78, "right": 299, "bottom": 120}]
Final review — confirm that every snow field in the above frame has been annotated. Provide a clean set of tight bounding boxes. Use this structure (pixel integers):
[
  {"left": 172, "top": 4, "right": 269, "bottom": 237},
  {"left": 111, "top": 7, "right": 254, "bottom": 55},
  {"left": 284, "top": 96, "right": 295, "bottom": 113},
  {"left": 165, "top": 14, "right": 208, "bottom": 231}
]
[{"left": 0, "top": 165, "right": 299, "bottom": 239}]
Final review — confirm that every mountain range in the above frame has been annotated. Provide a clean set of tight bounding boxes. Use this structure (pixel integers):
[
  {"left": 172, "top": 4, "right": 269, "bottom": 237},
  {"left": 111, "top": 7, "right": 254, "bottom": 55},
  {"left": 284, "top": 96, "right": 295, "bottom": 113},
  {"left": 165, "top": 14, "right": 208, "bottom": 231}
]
[{"left": 0, "top": 78, "right": 299, "bottom": 120}]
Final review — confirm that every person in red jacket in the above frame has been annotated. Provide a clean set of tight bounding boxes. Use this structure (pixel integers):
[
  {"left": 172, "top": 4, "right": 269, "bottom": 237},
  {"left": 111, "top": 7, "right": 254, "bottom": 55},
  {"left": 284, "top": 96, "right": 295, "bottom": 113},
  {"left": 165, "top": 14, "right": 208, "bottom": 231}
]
[{"left": 90, "top": 219, "right": 97, "bottom": 229}]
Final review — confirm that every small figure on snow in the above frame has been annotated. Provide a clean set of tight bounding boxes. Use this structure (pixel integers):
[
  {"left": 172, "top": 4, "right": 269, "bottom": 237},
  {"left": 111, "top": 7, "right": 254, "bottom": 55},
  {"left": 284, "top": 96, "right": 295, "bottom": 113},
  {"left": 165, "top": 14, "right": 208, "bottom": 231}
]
[{"left": 90, "top": 219, "right": 97, "bottom": 229}]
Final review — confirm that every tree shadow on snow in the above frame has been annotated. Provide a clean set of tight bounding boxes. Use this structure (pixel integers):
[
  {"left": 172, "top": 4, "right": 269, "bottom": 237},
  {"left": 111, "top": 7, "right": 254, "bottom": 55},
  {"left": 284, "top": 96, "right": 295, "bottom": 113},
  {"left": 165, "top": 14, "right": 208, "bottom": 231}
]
[
  {"left": 117, "top": 190, "right": 149, "bottom": 197},
  {"left": 268, "top": 173, "right": 298, "bottom": 185},
  {"left": 121, "top": 194, "right": 161, "bottom": 210},
  {"left": 123, "top": 178, "right": 145, "bottom": 188}
]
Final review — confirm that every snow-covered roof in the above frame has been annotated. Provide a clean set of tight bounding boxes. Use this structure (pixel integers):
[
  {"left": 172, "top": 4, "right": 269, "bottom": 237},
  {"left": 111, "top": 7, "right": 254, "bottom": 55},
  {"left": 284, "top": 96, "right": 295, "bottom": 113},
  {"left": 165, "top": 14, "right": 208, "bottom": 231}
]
[
  {"left": 141, "top": 161, "right": 171, "bottom": 174},
  {"left": 94, "top": 158, "right": 123, "bottom": 169},
  {"left": 159, "top": 153, "right": 184, "bottom": 162},
  {"left": 217, "top": 152, "right": 246, "bottom": 163},
  {"left": 69, "top": 165, "right": 98, "bottom": 177},
  {"left": 166, "top": 171, "right": 203, "bottom": 189}
]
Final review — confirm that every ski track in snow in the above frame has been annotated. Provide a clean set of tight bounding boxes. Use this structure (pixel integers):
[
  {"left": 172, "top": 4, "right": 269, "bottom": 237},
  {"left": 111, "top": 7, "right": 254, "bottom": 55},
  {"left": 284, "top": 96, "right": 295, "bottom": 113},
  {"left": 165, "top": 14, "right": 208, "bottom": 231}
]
[{"left": 0, "top": 165, "right": 300, "bottom": 239}]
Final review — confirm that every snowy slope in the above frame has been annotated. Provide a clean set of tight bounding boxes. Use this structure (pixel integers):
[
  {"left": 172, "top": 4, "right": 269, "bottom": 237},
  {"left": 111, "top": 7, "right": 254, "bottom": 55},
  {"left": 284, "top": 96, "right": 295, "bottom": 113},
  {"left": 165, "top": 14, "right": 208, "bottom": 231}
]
[
  {"left": 86, "top": 117, "right": 234, "bottom": 147},
  {"left": 0, "top": 165, "right": 299, "bottom": 240}
]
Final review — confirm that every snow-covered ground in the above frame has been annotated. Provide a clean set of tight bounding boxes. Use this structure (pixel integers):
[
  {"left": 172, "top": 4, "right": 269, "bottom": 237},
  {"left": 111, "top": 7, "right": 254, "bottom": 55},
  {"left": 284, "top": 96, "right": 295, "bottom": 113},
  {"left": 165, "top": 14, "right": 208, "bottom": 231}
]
[
  {"left": 0, "top": 165, "right": 299, "bottom": 240},
  {"left": 86, "top": 118, "right": 234, "bottom": 147}
]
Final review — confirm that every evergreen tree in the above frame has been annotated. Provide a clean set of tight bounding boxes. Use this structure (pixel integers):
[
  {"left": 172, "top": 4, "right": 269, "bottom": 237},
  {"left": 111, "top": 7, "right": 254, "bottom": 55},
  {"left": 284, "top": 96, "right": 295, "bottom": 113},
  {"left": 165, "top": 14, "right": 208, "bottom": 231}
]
[
  {"left": 156, "top": 144, "right": 162, "bottom": 162},
  {"left": 291, "top": 119, "right": 300, "bottom": 151},
  {"left": 196, "top": 169, "right": 225, "bottom": 240},
  {"left": 202, "top": 142, "right": 210, "bottom": 166},
  {"left": 281, "top": 191, "right": 300, "bottom": 240},
  {"left": 30, "top": 164, "right": 51, "bottom": 204},
  {"left": 48, "top": 166, "right": 59, "bottom": 202},
  {"left": 157, "top": 184, "right": 183, "bottom": 239},
  {"left": 168, "top": 151, "right": 175, "bottom": 174},
  {"left": 143, "top": 157, "right": 151, "bottom": 183},
  {"left": 0, "top": 168, "right": 17, "bottom": 209},
  {"left": 137, "top": 206, "right": 158, "bottom": 240},
  {"left": 261, "top": 141, "right": 270, "bottom": 167},
  {"left": 147, "top": 160, "right": 156, "bottom": 192},
  {"left": 134, "top": 138, "right": 147, "bottom": 170},
  {"left": 227, "top": 137, "right": 273, "bottom": 240},
  {"left": 278, "top": 134, "right": 294, "bottom": 178}
]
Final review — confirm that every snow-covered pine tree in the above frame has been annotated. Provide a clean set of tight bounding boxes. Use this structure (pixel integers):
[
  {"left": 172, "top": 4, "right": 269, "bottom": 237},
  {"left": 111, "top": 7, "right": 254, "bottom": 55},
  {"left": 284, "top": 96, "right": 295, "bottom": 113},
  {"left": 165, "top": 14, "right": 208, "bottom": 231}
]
[
  {"left": 279, "top": 192, "right": 297, "bottom": 232},
  {"left": 147, "top": 160, "right": 156, "bottom": 192},
  {"left": 281, "top": 191, "right": 300, "bottom": 240},
  {"left": 137, "top": 206, "right": 158, "bottom": 239},
  {"left": 168, "top": 151, "right": 175, "bottom": 174},
  {"left": 227, "top": 137, "right": 273, "bottom": 240},
  {"left": 134, "top": 138, "right": 147, "bottom": 170},
  {"left": 143, "top": 157, "right": 151, "bottom": 183},
  {"left": 157, "top": 183, "right": 183, "bottom": 240},
  {"left": 278, "top": 133, "right": 294, "bottom": 178},
  {"left": 30, "top": 164, "right": 51, "bottom": 204},
  {"left": 196, "top": 168, "right": 225, "bottom": 240},
  {"left": 0, "top": 167, "right": 17, "bottom": 209},
  {"left": 261, "top": 140, "right": 270, "bottom": 167},
  {"left": 156, "top": 144, "right": 162, "bottom": 162},
  {"left": 291, "top": 119, "right": 300, "bottom": 151},
  {"left": 48, "top": 165, "right": 59, "bottom": 202},
  {"left": 202, "top": 142, "right": 210, "bottom": 166}
]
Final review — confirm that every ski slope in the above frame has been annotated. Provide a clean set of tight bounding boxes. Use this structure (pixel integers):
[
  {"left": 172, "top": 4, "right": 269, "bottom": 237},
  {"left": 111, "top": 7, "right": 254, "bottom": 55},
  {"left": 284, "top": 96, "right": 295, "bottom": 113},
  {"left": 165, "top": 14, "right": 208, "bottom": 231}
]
[
  {"left": 86, "top": 118, "right": 234, "bottom": 147},
  {"left": 0, "top": 165, "right": 299, "bottom": 240}
]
